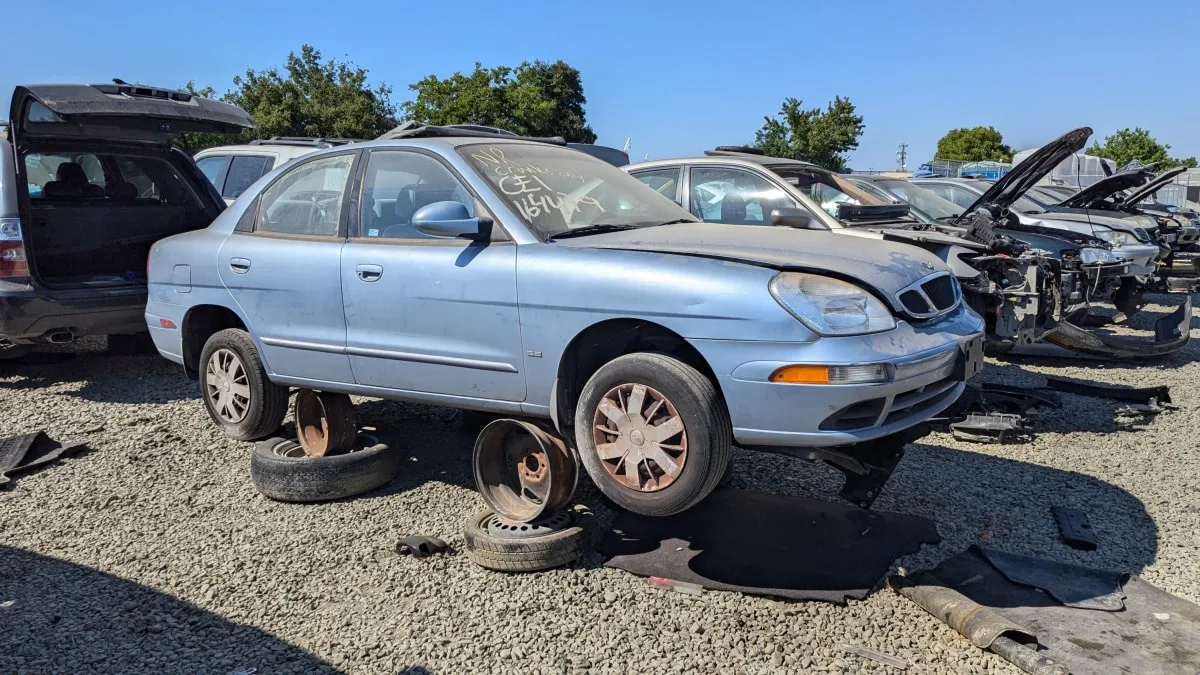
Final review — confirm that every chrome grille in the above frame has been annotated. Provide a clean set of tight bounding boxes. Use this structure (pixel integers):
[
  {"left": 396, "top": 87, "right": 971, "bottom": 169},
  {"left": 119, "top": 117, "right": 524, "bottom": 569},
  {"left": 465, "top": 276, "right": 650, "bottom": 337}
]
[{"left": 896, "top": 272, "right": 960, "bottom": 319}]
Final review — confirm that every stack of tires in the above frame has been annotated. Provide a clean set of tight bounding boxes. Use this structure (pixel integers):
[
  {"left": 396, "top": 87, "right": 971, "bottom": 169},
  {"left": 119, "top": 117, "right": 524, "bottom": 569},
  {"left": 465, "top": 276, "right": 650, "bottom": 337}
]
[
  {"left": 464, "top": 419, "right": 589, "bottom": 572},
  {"left": 250, "top": 391, "right": 401, "bottom": 503}
]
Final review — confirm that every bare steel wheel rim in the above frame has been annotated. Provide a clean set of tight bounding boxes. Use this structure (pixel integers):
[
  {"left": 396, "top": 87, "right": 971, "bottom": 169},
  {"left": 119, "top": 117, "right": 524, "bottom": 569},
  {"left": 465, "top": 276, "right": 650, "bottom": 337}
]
[
  {"left": 591, "top": 383, "right": 688, "bottom": 492},
  {"left": 205, "top": 348, "right": 251, "bottom": 424}
]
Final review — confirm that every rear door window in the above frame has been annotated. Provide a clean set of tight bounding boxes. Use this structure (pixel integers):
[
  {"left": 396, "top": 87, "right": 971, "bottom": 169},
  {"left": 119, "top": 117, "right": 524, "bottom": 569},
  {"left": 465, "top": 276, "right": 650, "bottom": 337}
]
[
  {"left": 256, "top": 153, "right": 355, "bottom": 237},
  {"left": 196, "top": 155, "right": 231, "bottom": 191},
  {"left": 223, "top": 155, "right": 274, "bottom": 200},
  {"left": 630, "top": 167, "right": 683, "bottom": 205}
]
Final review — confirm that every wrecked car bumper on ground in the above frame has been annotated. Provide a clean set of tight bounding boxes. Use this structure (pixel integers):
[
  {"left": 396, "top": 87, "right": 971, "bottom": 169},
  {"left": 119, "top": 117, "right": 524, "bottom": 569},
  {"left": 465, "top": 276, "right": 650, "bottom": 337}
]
[
  {"left": 690, "top": 304, "right": 985, "bottom": 448},
  {"left": 1046, "top": 297, "right": 1192, "bottom": 359}
]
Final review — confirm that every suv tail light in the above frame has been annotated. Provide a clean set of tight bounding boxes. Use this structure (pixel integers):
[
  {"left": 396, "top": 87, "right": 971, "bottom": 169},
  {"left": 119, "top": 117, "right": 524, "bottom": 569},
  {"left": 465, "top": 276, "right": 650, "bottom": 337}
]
[{"left": 0, "top": 218, "right": 29, "bottom": 278}]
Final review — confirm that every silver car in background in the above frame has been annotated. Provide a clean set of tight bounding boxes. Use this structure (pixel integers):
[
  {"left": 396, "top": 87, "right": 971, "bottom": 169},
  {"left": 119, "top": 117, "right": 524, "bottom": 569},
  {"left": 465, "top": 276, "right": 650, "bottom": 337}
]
[{"left": 145, "top": 125, "right": 985, "bottom": 517}]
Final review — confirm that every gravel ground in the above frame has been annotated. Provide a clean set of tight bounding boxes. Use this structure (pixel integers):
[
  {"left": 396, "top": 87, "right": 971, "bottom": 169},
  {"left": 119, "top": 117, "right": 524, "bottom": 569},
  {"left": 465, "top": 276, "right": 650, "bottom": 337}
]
[{"left": 1, "top": 292, "right": 1197, "bottom": 675}]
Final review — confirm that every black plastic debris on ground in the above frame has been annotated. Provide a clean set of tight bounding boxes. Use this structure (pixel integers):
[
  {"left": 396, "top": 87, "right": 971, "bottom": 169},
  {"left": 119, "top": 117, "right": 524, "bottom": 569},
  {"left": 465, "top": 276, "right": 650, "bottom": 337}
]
[
  {"left": 1052, "top": 506, "right": 1098, "bottom": 551},
  {"left": 893, "top": 546, "right": 1200, "bottom": 675},
  {"left": 950, "top": 412, "right": 1027, "bottom": 444},
  {"left": 598, "top": 488, "right": 940, "bottom": 604},
  {"left": 0, "top": 432, "right": 87, "bottom": 487},
  {"left": 1044, "top": 376, "right": 1171, "bottom": 405},
  {"left": 932, "top": 383, "right": 1059, "bottom": 444},
  {"left": 395, "top": 536, "right": 450, "bottom": 558}
]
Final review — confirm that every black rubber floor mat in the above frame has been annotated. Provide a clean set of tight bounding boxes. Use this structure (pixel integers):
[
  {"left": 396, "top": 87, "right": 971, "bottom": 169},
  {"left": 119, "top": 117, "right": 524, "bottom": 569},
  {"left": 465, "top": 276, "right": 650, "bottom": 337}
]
[
  {"left": 0, "top": 432, "right": 86, "bottom": 486},
  {"left": 904, "top": 546, "right": 1200, "bottom": 674},
  {"left": 598, "top": 488, "right": 940, "bottom": 603}
]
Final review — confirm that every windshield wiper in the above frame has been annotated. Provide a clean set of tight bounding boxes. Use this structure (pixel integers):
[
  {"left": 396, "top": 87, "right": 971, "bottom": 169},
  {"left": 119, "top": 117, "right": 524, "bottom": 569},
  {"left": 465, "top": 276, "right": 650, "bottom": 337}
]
[
  {"left": 548, "top": 224, "right": 639, "bottom": 240},
  {"left": 652, "top": 218, "right": 698, "bottom": 227}
]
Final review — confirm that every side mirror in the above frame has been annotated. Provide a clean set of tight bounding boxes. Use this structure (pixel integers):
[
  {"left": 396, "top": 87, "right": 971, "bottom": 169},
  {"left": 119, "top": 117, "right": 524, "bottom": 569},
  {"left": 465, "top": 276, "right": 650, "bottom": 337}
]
[
  {"left": 413, "top": 201, "right": 485, "bottom": 239},
  {"left": 770, "top": 208, "right": 813, "bottom": 229}
]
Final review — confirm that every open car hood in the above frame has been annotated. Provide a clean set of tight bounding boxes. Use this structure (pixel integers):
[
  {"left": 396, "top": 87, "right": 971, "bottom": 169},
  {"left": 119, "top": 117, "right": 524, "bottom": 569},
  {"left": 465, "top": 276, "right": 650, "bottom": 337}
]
[
  {"left": 1122, "top": 167, "right": 1187, "bottom": 206},
  {"left": 554, "top": 222, "right": 949, "bottom": 309},
  {"left": 1056, "top": 168, "right": 1155, "bottom": 208},
  {"left": 9, "top": 83, "right": 253, "bottom": 147},
  {"left": 952, "top": 127, "right": 1092, "bottom": 224}
]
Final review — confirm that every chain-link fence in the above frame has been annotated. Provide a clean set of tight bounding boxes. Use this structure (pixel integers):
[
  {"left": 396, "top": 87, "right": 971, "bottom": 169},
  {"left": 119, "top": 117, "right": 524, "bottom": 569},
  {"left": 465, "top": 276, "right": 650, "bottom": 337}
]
[{"left": 912, "top": 159, "right": 1011, "bottom": 179}]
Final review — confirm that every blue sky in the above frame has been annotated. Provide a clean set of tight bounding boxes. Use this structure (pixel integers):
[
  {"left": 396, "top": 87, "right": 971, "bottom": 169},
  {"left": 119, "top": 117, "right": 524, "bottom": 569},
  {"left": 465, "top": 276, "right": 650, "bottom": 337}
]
[{"left": 3, "top": 0, "right": 1195, "bottom": 169}]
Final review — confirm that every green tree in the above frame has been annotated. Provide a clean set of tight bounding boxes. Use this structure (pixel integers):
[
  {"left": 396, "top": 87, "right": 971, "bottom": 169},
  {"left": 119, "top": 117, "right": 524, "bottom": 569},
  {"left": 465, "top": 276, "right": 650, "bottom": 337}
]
[
  {"left": 753, "top": 97, "right": 864, "bottom": 171},
  {"left": 173, "top": 47, "right": 397, "bottom": 155},
  {"left": 1087, "top": 127, "right": 1196, "bottom": 169},
  {"left": 402, "top": 60, "right": 597, "bottom": 142},
  {"left": 229, "top": 45, "right": 396, "bottom": 141},
  {"left": 934, "top": 126, "right": 1013, "bottom": 162}
]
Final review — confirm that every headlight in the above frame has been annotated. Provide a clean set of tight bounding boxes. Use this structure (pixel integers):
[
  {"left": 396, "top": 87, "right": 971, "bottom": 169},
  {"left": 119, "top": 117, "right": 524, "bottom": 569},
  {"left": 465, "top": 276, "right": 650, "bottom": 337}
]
[
  {"left": 1092, "top": 228, "right": 1132, "bottom": 247},
  {"left": 769, "top": 272, "right": 896, "bottom": 336},
  {"left": 1079, "top": 247, "right": 1118, "bottom": 265},
  {"left": 1130, "top": 215, "right": 1157, "bottom": 229}
]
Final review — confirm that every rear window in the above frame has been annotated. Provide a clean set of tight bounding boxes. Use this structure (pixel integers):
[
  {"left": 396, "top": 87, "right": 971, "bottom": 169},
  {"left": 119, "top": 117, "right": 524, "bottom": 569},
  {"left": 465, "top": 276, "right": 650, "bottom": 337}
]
[
  {"left": 223, "top": 155, "right": 274, "bottom": 199},
  {"left": 25, "top": 151, "right": 202, "bottom": 207}
]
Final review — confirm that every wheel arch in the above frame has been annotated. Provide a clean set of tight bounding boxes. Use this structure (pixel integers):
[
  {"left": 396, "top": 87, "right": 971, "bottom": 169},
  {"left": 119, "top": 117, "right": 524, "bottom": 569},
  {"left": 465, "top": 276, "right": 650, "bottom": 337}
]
[
  {"left": 551, "top": 318, "right": 721, "bottom": 441},
  {"left": 181, "top": 304, "right": 248, "bottom": 379}
]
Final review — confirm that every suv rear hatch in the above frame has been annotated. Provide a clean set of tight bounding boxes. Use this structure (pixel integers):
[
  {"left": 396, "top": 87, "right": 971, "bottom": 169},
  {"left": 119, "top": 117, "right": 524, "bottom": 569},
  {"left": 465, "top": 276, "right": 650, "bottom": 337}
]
[{"left": 8, "top": 83, "right": 252, "bottom": 289}]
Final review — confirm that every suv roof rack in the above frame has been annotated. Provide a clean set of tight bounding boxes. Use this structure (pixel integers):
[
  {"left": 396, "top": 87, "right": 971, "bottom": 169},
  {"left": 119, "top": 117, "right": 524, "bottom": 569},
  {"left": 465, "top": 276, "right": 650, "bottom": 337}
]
[
  {"left": 248, "top": 136, "right": 366, "bottom": 148},
  {"left": 375, "top": 120, "right": 566, "bottom": 145}
]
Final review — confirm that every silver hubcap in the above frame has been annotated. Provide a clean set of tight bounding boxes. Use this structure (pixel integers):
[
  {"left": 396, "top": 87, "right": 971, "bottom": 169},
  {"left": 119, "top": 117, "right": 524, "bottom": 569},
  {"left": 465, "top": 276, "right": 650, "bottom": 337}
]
[
  {"left": 591, "top": 383, "right": 688, "bottom": 492},
  {"left": 205, "top": 348, "right": 251, "bottom": 424}
]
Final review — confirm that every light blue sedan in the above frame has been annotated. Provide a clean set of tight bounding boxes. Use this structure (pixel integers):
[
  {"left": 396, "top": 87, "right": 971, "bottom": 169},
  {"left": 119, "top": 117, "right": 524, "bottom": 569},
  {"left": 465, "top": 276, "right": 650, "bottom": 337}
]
[{"left": 145, "top": 127, "right": 985, "bottom": 516}]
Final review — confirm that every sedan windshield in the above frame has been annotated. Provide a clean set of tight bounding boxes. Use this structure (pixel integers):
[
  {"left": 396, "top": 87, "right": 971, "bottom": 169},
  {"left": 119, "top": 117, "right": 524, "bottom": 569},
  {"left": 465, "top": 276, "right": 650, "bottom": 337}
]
[
  {"left": 875, "top": 180, "right": 963, "bottom": 220},
  {"left": 460, "top": 143, "right": 695, "bottom": 239}
]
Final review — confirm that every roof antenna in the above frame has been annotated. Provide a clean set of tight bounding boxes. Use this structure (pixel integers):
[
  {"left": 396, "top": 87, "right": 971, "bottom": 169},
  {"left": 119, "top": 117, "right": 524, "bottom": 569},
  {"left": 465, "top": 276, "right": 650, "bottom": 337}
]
[{"left": 112, "top": 78, "right": 129, "bottom": 85}]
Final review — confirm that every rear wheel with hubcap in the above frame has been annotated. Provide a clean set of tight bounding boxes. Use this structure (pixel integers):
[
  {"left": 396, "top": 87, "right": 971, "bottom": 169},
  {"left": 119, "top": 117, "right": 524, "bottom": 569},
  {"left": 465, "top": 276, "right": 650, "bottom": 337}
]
[
  {"left": 574, "top": 352, "right": 732, "bottom": 517},
  {"left": 199, "top": 328, "right": 289, "bottom": 441}
]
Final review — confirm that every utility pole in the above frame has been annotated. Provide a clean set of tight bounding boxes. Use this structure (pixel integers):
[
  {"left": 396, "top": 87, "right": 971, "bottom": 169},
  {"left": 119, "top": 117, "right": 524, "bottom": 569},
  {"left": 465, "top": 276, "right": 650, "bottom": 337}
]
[{"left": 896, "top": 143, "right": 908, "bottom": 172}]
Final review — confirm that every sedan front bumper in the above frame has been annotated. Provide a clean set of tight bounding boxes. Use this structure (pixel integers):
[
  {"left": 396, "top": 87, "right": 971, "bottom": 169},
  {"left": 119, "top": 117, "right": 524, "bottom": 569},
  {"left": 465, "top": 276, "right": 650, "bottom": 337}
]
[{"left": 690, "top": 304, "right": 985, "bottom": 449}]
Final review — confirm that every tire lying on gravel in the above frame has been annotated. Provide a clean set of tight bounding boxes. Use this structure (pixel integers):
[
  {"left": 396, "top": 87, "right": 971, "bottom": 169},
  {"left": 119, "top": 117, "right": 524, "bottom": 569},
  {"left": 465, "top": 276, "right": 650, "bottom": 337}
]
[
  {"left": 250, "top": 437, "right": 401, "bottom": 503},
  {"left": 199, "top": 328, "right": 289, "bottom": 441},
  {"left": 463, "top": 509, "right": 589, "bottom": 572},
  {"left": 574, "top": 352, "right": 733, "bottom": 517}
]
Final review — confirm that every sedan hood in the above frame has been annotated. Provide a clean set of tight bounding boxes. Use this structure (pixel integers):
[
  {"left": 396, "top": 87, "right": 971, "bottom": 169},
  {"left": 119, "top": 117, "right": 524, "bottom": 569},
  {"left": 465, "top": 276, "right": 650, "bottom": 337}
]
[
  {"left": 554, "top": 223, "right": 949, "bottom": 304},
  {"left": 1057, "top": 168, "right": 1155, "bottom": 208},
  {"left": 1122, "top": 167, "right": 1187, "bottom": 206},
  {"left": 953, "top": 127, "right": 1092, "bottom": 224}
]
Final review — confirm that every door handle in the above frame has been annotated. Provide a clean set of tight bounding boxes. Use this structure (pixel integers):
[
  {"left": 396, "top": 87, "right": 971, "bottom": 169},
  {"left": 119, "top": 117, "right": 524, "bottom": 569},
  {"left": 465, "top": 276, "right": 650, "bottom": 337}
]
[
  {"left": 356, "top": 264, "right": 383, "bottom": 282},
  {"left": 229, "top": 257, "right": 251, "bottom": 273}
]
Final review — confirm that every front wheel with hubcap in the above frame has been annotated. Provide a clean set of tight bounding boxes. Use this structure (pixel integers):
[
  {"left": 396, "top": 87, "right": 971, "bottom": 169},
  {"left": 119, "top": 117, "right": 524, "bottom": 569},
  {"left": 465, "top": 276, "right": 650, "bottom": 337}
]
[
  {"left": 199, "top": 328, "right": 289, "bottom": 441},
  {"left": 574, "top": 352, "right": 732, "bottom": 517}
]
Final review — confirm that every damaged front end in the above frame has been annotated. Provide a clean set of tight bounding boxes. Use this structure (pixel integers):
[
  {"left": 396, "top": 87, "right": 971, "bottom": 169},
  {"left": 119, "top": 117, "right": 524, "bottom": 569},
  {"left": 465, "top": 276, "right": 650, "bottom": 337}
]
[
  {"left": 952, "top": 206, "right": 1190, "bottom": 360},
  {"left": 963, "top": 247, "right": 1062, "bottom": 352}
]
